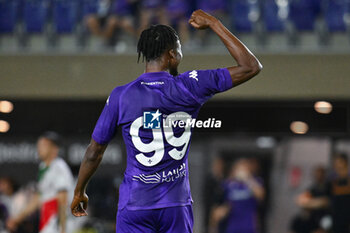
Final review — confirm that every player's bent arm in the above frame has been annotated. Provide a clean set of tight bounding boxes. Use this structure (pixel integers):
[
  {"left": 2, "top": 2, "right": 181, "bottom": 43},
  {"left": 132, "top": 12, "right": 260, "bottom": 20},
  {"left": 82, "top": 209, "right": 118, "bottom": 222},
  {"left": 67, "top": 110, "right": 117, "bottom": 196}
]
[
  {"left": 189, "top": 10, "right": 262, "bottom": 86},
  {"left": 57, "top": 190, "right": 68, "bottom": 233},
  {"left": 7, "top": 192, "right": 40, "bottom": 229},
  {"left": 210, "top": 20, "right": 262, "bottom": 86},
  {"left": 71, "top": 138, "right": 107, "bottom": 217}
]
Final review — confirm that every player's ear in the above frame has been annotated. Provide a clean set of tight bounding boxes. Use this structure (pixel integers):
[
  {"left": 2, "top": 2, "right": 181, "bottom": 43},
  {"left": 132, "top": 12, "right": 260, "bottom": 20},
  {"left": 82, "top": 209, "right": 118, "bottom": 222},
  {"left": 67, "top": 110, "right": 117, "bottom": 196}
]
[{"left": 169, "top": 49, "right": 177, "bottom": 60}]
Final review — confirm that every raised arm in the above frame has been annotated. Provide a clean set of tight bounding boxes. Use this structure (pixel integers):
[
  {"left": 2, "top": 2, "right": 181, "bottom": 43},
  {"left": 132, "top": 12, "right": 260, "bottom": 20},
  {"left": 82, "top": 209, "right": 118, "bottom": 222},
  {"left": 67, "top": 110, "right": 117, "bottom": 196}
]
[
  {"left": 71, "top": 138, "right": 107, "bottom": 217},
  {"left": 189, "top": 10, "right": 262, "bottom": 86}
]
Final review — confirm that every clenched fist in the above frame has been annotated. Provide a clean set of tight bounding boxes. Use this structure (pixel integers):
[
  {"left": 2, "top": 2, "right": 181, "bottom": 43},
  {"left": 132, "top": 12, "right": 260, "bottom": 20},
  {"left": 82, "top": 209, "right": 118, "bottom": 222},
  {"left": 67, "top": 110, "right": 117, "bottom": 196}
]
[
  {"left": 189, "top": 9, "right": 219, "bottom": 30},
  {"left": 71, "top": 193, "right": 89, "bottom": 217}
]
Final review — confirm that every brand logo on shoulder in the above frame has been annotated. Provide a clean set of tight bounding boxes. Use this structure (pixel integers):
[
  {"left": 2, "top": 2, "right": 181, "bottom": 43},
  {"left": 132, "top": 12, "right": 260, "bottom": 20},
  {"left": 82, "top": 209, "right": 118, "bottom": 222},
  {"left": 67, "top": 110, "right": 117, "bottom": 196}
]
[
  {"left": 189, "top": 70, "right": 198, "bottom": 81},
  {"left": 143, "top": 109, "right": 162, "bottom": 129}
]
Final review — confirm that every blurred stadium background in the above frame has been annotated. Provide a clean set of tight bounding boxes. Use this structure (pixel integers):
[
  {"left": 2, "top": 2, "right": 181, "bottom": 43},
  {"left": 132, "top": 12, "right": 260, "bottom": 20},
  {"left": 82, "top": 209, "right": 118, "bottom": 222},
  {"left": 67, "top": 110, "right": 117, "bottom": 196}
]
[{"left": 1, "top": 0, "right": 350, "bottom": 233}]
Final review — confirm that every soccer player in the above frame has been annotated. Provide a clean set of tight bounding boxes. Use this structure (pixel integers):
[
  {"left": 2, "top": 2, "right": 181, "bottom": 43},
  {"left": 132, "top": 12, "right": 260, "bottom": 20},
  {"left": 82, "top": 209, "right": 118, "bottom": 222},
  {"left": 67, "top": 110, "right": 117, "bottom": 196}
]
[
  {"left": 210, "top": 159, "right": 265, "bottom": 233},
  {"left": 7, "top": 132, "right": 75, "bottom": 233},
  {"left": 71, "top": 9, "right": 262, "bottom": 233}
]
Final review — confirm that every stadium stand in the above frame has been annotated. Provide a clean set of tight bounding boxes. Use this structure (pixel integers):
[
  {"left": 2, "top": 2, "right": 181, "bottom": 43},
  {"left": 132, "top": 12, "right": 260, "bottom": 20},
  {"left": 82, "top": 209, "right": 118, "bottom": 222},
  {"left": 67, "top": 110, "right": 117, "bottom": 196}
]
[
  {"left": 262, "top": 0, "right": 286, "bottom": 32},
  {"left": 0, "top": 0, "right": 20, "bottom": 34},
  {"left": 52, "top": 0, "right": 79, "bottom": 33},
  {"left": 23, "top": 0, "right": 49, "bottom": 33},
  {"left": 229, "top": 0, "right": 260, "bottom": 32},
  {"left": 0, "top": 0, "right": 349, "bottom": 52},
  {"left": 324, "top": 0, "right": 349, "bottom": 32}
]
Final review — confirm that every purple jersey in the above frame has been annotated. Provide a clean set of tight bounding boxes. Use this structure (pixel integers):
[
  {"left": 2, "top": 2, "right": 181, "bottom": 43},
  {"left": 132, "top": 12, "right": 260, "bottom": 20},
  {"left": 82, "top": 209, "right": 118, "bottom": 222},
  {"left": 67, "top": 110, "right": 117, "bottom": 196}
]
[
  {"left": 223, "top": 179, "right": 260, "bottom": 233},
  {"left": 92, "top": 69, "right": 232, "bottom": 210}
]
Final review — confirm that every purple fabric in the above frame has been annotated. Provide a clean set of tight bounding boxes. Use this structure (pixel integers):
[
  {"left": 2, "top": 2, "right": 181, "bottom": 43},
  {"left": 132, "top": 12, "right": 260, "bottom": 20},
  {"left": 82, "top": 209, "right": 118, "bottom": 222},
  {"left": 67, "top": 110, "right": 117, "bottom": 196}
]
[
  {"left": 116, "top": 205, "right": 193, "bottom": 233},
  {"left": 92, "top": 69, "right": 232, "bottom": 211},
  {"left": 223, "top": 179, "right": 260, "bottom": 233}
]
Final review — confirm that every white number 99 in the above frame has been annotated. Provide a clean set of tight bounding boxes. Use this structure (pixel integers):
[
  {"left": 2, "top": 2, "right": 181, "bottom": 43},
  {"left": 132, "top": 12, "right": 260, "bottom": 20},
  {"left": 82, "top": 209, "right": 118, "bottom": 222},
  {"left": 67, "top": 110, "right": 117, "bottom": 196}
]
[{"left": 130, "top": 112, "right": 192, "bottom": 167}]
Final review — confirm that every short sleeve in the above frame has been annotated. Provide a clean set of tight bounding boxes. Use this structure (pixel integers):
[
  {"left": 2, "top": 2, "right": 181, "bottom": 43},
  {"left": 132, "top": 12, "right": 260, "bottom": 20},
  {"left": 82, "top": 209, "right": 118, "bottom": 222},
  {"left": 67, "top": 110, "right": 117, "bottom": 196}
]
[
  {"left": 53, "top": 165, "right": 70, "bottom": 192},
  {"left": 54, "top": 173, "right": 70, "bottom": 192},
  {"left": 92, "top": 88, "right": 120, "bottom": 144},
  {"left": 180, "top": 68, "right": 233, "bottom": 104}
]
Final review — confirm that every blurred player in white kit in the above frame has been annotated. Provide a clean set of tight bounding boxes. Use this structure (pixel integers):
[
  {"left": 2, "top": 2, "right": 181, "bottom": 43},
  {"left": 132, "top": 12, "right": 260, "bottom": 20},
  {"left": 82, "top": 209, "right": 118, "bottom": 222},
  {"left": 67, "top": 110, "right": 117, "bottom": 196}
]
[{"left": 7, "top": 132, "right": 78, "bottom": 233}]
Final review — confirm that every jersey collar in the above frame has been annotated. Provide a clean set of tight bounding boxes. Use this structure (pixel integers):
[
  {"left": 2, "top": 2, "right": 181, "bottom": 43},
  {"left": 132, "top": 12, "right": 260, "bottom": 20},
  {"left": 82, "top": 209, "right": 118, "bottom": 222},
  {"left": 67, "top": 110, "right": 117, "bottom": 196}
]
[{"left": 139, "top": 71, "right": 173, "bottom": 78}]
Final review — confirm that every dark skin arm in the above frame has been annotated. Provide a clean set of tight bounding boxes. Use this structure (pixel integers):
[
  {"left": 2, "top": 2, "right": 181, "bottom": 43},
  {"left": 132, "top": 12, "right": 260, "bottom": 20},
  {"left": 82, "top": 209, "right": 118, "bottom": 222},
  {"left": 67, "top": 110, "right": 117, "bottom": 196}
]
[
  {"left": 189, "top": 10, "right": 262, "bottom": 86},
  {"left": 71, "top": 138, "right": 107, "bottom": 217}
]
